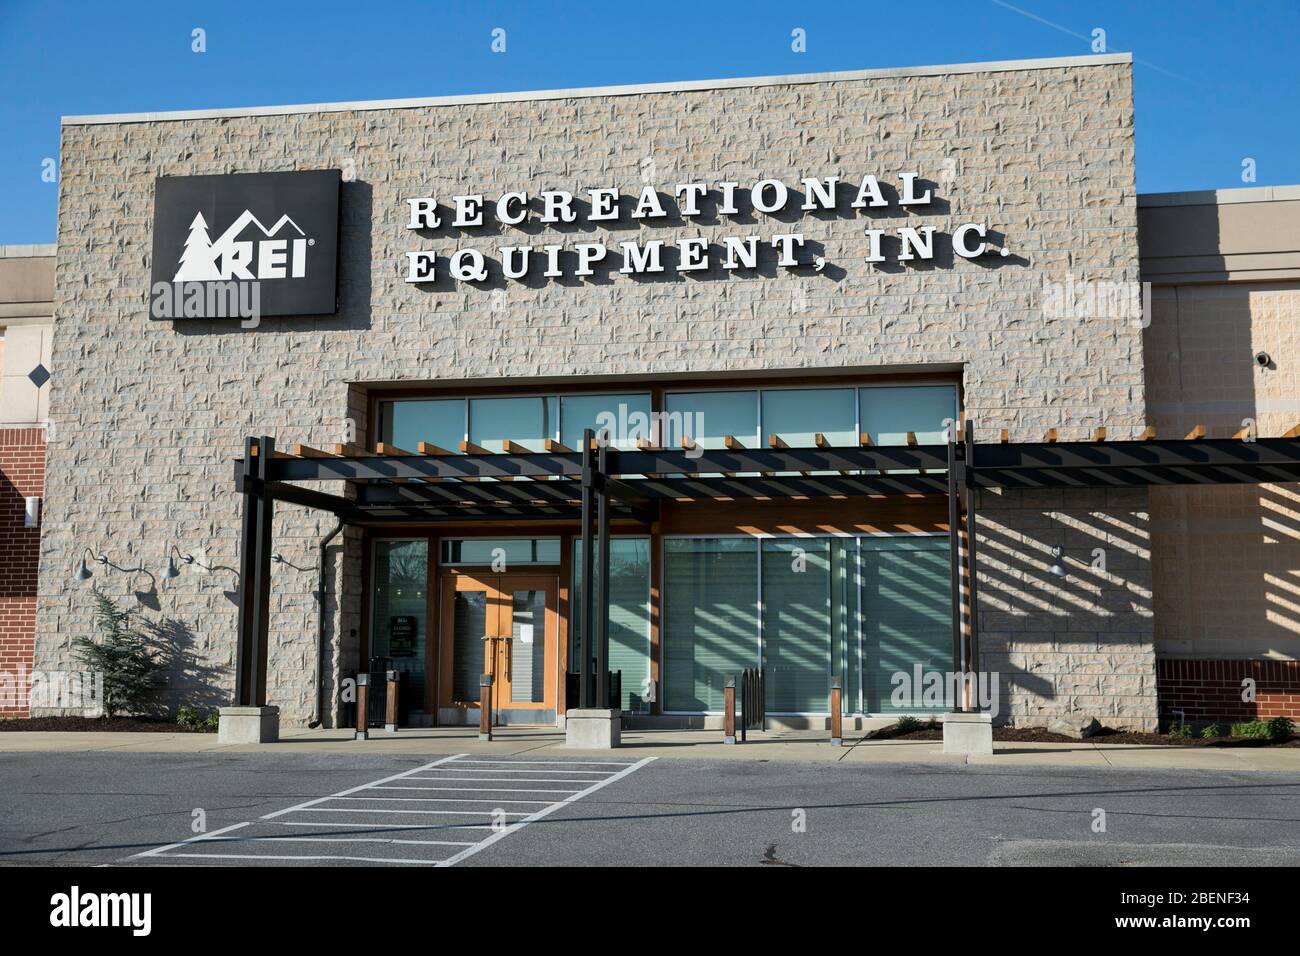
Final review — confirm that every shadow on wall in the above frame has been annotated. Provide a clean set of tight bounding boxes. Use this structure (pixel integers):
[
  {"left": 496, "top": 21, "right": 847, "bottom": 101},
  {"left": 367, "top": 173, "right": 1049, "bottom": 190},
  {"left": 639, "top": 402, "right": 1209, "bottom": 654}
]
[
  {"left": 974, "top": 490, "right": 1154, "bottom": 728},
  {"left": 1143, "top": 279, "right": 1300, "bottom": 659},
  {"left": 150, "top": 614, "right": 229, "bottom": 716}
]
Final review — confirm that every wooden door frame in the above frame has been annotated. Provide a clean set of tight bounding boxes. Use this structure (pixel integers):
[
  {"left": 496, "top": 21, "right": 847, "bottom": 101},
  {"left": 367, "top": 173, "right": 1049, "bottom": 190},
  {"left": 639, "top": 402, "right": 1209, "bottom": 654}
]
[{"left": 437, "top": 568, "right": 560, "bottom": 724}]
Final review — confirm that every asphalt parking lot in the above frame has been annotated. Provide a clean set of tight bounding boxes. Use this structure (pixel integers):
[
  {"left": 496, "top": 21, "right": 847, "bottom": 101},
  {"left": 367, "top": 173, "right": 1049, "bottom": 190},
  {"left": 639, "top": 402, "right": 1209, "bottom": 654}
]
[{"left": 1, "top": 751, "right": 1297, "bottom": 867}]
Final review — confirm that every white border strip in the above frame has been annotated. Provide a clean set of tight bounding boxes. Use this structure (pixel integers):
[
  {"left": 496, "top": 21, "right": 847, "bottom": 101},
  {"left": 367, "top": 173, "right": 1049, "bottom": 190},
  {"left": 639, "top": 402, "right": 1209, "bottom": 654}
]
[
  {"left": 437, "top": 756, "right": 656, "bottom": 866},
  {"left": 62, "top": 54, "right": 1130, "bottom": 126}
]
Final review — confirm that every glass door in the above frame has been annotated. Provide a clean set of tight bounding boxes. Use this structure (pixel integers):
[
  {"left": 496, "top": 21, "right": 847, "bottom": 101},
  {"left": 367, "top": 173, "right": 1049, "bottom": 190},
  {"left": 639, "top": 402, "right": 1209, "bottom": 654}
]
[{"left": 438, "top": 572, "right": 557, "bottom": 723}]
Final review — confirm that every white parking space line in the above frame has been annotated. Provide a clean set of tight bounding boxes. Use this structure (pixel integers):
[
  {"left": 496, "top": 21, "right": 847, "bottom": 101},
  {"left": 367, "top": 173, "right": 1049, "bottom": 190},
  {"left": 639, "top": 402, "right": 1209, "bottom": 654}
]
[
  {"left": 165, "top": 852, "right": 433, "bottom": 864},
  {"left": 131, "top": 753, "right": 654, "bottom": 866},
  {"left": 261, "top": 754, "right": 466, "bottom": 820},
  {"left": 436, "top": 756, "right": 655, "bottom": 867}
]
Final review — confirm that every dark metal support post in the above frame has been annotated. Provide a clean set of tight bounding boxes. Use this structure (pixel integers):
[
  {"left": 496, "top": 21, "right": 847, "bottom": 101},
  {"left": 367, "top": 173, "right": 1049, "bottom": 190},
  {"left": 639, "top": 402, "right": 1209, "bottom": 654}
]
[
  {"left": 946, "top": 431, "right": 962, "bottom": 713},
  {"left": 596, "top": 440, "right": 610, "bottom": 710},
  {"left": 235, "top": 437, "right": 259, "bottom": 707},
  {"left": 578, "top": 428, "right": 595, "bottom": 709},
  {"left": 236, "top": 435, "right": 274, "bottom": 708},
  {"left": 964, "top": 423, "right": 982, "bottom": 694},
  {"left": 250, "top": 435, "right": 275, "bottom": 707}
]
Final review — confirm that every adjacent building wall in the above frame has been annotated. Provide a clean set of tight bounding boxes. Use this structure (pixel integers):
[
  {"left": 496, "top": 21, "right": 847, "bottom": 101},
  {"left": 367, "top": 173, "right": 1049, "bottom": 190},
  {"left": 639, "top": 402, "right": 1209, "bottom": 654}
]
[
  {"left": 0, "top": 244, "right": 55, "bottom": 717},
  {"left": 39, "top": 55, "right": 1152, "bottom": 728},
  {"left": 1139, "top": 186, "right": 1300, "bottom": 722}
]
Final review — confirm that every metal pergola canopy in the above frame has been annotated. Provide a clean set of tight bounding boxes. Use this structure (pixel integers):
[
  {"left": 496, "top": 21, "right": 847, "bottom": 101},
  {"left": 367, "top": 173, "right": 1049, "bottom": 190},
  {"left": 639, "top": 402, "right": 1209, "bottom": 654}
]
[{"left": 229, "top": 427, "right": 1300, "bottom": 714}]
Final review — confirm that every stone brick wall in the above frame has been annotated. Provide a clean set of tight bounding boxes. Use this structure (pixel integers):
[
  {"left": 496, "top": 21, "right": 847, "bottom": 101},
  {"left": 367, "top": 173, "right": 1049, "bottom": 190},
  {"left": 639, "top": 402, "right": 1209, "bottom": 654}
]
[
  {"left": 39, "top": 56, "right": 1149, "bottom": 727},
  {"left": 1, "top": 427, "right": 44, "bottom": 716},
  {"left": 977, "top": 486, "right": 1156, "bottom": 731}
]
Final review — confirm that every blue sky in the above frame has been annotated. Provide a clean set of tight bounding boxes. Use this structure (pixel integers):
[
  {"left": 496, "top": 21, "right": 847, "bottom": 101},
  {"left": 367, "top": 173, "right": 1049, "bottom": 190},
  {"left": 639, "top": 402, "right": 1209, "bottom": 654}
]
[{"left": 2, "top": 0, "right": 1297, "bottom": 243}]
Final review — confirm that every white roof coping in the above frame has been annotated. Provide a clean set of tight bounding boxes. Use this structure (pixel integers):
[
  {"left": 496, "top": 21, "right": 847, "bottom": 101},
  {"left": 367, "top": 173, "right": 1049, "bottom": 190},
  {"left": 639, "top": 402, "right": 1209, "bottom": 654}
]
[
  {"left": 0, "top": 244, "right": 56, "bottom": 259},
  {"left": 62, "top": 53, "right": 1131, "bottom": 126}
]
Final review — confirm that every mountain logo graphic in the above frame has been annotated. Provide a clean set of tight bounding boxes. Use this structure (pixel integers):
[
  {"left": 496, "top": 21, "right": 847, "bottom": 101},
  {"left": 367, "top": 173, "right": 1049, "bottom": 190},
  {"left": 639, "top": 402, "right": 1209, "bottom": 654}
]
[{"left": 173, "top": 209, "right": 312, "bottom": 281}]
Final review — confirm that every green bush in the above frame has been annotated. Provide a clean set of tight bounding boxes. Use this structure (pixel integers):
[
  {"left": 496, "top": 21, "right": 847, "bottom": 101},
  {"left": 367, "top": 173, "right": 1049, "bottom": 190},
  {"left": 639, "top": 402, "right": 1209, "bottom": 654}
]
[
  {"left": 1266, "top": 716, "right": 1295, "bottom": 741},
  {"left": 177, "top": 705, "right": 220, "bottom": 732},
  {"left": 72, "top": 588, "right": 163, "bottom": 718},
  {"left": 1230, "top": 720, "right": 1270, "bottom": 739},
  {"left": 1199, "top": 723, "right": 1220, "bottom": 739},
  {"left": 895, "top": 715, "right": 923, "bottom": 733},
  {"left": 1168, "top": 722, "right": 1192, "bottom": 739}
]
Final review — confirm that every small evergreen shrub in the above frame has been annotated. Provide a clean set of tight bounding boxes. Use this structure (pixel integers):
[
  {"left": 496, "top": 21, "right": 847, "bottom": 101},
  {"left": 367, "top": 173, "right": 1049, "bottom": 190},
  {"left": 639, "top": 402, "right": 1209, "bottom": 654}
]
[
  {"left": 72, "top": 587, "right": 163, "bottom": 718},
  {"left": 1199, "top": 723, "right": 1220, "bottom": 739}
]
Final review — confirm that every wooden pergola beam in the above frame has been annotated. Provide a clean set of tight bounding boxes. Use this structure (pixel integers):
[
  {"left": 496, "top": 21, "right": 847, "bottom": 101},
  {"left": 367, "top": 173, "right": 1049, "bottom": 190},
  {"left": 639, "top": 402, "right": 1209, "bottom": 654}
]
[{"left": 291, "top": 443, "right": 336, "bottom": 459}]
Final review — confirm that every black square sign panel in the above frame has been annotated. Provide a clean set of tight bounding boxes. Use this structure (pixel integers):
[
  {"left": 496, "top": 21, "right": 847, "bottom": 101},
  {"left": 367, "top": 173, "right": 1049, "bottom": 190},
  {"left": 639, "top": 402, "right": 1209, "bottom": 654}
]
[{"left": 150, "top": 169, "right": 341, "bottom": 318}]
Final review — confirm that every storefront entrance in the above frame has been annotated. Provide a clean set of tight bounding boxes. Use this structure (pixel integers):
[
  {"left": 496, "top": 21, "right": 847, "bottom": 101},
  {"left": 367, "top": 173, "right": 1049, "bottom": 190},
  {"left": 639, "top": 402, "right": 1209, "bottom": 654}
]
[{"left": 438, "top": 571, "right": 559, "bottom": 726}]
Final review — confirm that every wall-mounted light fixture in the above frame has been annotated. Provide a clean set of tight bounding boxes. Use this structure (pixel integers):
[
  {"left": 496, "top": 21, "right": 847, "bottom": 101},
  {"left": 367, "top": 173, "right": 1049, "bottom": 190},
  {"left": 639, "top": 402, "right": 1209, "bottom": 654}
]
[
  {"left": 73, "top": 548, "right": 108, "bottom": 582},
  {"left": 73, "top": 548, "right": 156, "bottom": 594},
  {"left": 271, "top": 552, "right": 318, "bottom": 573},
  {"left": 1048, "top": 546, "right": 1067, "bottom": 578},
  {"left": 161, "top": 544, "right": 199, "bottom": 581},
  {"left": 24, "top": 496, "right": 41, "bottom": 529}
]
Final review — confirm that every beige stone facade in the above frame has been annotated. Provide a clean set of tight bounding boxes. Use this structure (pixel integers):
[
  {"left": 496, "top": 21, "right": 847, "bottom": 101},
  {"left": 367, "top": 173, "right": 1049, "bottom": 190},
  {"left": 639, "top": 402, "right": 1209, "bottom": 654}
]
[{"left": 37, "top": 54, "right": 1156, "bottom": 728}]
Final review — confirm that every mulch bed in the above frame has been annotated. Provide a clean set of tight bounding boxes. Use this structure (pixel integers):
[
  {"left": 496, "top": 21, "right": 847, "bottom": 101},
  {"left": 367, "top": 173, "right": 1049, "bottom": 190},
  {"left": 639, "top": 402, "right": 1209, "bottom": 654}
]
[
  {"left": 869, "top": 721, "right": 1299, "bottom": 747},
  {"left": 0, "top": 716, "right": 216, "bottom": 733}
]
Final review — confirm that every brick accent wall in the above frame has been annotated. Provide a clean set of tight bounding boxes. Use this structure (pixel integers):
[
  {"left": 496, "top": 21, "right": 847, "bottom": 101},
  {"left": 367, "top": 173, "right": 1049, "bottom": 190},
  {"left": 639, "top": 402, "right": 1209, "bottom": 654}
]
[
  {"left": 1156, "top": 659, "right": 1300, "bottom": 722},
  {"left": 0, "top": 427, "right": 45, "bottom": 717}
]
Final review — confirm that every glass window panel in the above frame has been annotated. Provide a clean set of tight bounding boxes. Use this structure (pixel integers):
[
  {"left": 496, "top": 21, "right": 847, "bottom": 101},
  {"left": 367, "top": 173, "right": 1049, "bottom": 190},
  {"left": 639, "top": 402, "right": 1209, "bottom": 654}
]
[
  {"left": 662, "top": 538, "right": 758, "bottom": 712},
  {"left": 830, "top": 539, "right": 859, "bottom": 715},
  {"left": 560, "top": 393, "right": 653, "bottom": 451},
  {"left": 572, "top": 538, "right": 652, "bottom": 713},
  {"left": 441, "top": 538, "right": 560, "bottom": 566},
  {"left": 860, "top": 537, "right": 952, "bottom": 714},
  {"left": 451, "top": 589, "right": 488, "bottom": 703},
  {"left": 469, "top": 396, "right": 556, "bottom": 452},
  {"left": 370, "top": 540, "right": 428, "bottom": 711},
  {"left": 379, "top": 399, "right": 463, "bottom": 452},
  {"left": 858, "top": 385, "right": 958, "bottom": 446},
  {"left": 760, "top": 388, "right": 856, "bottom": 447},
  {"left": 761, "top": 539, "right": 832, "bottom": 713},
  {"left": 663, "top": 390, "right": 759, "bottom": 449},
  {"left": 509, "top": 589, "right": 547, "bottom": 704}
]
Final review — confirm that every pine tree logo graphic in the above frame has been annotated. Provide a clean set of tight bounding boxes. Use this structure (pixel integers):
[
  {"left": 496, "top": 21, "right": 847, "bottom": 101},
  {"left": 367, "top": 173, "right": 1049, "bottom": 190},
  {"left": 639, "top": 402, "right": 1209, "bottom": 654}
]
[{"left": 174, "top": 212, "right": 221, "bottom": 281}]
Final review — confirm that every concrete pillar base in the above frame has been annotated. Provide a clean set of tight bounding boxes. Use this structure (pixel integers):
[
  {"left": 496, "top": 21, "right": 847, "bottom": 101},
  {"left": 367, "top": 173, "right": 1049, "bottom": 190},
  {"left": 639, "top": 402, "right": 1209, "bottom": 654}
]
[
  {"left": 942, "top": 711, "right": 993, "bottom": 754},
  {"left": 564, "top": 708, "right": 621, "bottom": 748},
  {"left": 218, "top": 706, "right": 279, "bottom": 744}
]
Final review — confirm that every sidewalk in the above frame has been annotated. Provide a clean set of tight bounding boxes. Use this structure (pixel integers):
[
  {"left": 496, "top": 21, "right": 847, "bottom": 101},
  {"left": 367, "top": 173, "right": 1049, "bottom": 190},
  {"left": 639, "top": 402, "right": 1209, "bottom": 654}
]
[{"left": 1, "top": 726, "right": 1298, "bottom": 772}]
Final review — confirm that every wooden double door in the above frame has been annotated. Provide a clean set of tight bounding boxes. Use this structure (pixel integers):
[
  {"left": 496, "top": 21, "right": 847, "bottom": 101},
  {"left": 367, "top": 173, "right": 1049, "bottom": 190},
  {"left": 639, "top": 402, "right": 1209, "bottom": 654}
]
[{"left": 439, "top": 572, "right": 559, "bottom": 724}]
